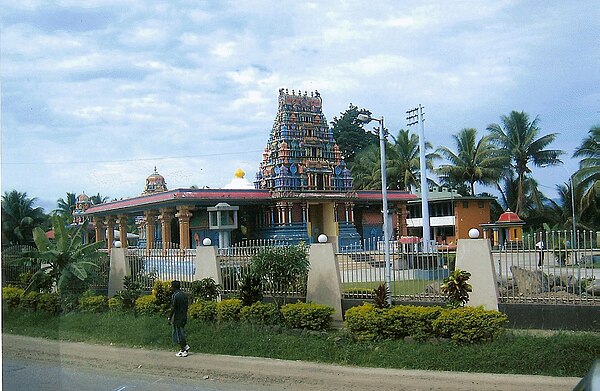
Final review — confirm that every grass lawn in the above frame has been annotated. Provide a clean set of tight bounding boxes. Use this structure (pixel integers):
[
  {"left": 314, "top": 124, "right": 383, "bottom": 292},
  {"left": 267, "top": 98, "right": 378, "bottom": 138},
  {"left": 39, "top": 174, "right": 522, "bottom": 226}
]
[{"left": 3, "top": 308, "right": 599, "bottom": 377}]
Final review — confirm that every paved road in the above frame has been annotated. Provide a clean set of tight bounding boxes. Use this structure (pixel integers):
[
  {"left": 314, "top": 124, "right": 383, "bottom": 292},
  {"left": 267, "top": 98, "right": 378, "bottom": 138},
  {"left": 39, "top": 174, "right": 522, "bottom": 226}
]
[{"left": 2, "top": 334, "right": 582, "bottom": 391}]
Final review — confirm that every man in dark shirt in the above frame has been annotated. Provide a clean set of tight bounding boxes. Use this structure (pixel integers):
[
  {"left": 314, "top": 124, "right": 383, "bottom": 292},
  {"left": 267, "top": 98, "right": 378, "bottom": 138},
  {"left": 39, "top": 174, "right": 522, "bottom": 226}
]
[{"left": 168, "top": 280, "right": 190, "bottom": 357}]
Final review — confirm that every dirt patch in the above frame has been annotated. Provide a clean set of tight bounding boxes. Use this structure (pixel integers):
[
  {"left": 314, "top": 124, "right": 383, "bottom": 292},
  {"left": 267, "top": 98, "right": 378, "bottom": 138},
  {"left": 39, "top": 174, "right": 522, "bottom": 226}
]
[{"left": 2, "top": 334, "right": 581, "bottom": 391}]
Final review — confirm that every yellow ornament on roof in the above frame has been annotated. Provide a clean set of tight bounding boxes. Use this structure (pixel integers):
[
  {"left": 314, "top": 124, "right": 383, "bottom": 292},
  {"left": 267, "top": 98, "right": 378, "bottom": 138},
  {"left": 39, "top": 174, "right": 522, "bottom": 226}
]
[{"left": 234, "top": 168, "right": 245, "bottom": 178}]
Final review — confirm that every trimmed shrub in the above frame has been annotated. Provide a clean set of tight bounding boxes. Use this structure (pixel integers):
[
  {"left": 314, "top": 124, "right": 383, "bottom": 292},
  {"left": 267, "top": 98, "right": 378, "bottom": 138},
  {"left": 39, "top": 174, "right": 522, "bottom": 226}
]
[
  {"left": 20, "top": 291, "right": 41, "bottom": 311},
  {"left": 217, "top": 298, "right": 243, "bottom": 322},
  {"left": 188, "top": 300, "right": 217, "bottom": 322},
  {"left": 152, "top": 279, "right": 173, "bottom": 312},
  {"left": 382, "top": 305, "right": 441, "bottom": 341},
  {"left": 135, "top": 294, "right": 160, "bottom": 316},
  {"left": 240, "top": 302, "right": 281, "bottom": 325},
  {"left": 37, "top": 293, "right": 61, "bottom": 314},
  {"left": 2, "top": 286, "right": 24, "bottom": 309},
  {"left": 280, "top": 302, "right": 334, "bottom": 331},
  {"left": 108, "top": 297, "right": 125, "bottom": 312},
  {"left": 432, "top": 306, "right": 509, "bottom": 344},
  {"left": 344, "top": 303, "right": 383, "bottom": 340},
  {"left": 79, "top": 295, "right": 108, "bottom": 313}
]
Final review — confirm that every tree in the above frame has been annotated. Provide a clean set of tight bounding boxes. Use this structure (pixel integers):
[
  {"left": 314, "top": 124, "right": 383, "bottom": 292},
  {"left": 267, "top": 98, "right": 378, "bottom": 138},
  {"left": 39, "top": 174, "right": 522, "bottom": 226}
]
[
  {"left": 487, "top": 111, "right": 564, "bottom": 216},
  {"left": 330, "top": 104, "right": 378, "bottom": 163},
  {"left": 573, "top": 125, "right": 600, "bottom": 219},
  {"left": 55, "top": 192, "right": 77, "bottom": 221},
  {"left": 436, "top": 128, "right": 508, "bottom": 196},
  {"left": 24, "top": 214, "right": 105, "bottom": 295},
  {"left": 1, "top": 190, "right": 48, "bottom": 246},
  {"left": 90, "top": 193, "right": 109, "bottom": 205}
]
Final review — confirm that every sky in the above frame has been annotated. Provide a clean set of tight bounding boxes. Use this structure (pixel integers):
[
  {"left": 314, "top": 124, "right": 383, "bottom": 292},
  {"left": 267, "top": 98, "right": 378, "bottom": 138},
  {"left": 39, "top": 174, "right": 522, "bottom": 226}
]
[{"left": 2, "top": 0, "right": 599, "bottom": 213}]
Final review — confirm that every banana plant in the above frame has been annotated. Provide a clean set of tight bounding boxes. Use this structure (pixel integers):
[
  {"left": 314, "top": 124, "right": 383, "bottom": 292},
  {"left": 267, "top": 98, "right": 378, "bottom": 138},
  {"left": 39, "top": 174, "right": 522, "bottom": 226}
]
[{"left": 23, "top": 215, "right": 105, "bottom": 294}]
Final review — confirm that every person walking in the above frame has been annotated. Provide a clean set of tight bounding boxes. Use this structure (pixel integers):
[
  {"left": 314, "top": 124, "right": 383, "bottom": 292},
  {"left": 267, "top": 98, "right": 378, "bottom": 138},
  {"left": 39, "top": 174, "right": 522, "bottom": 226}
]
[
  {"left": 168, "top": 280, "right": 190, "bottom": 357},
  {"left": 535, "top": 237, "right": 545, "bottom": 267}
]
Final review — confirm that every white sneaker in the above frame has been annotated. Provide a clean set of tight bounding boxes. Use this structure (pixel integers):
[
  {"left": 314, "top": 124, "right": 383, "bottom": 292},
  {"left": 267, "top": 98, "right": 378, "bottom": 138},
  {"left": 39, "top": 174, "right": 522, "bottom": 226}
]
[
  {"left": 176, "top": 350, "right": 188, "bottom": 357},
  {"left": 183, "top": 344, "right": 190, "bottom": 352}
]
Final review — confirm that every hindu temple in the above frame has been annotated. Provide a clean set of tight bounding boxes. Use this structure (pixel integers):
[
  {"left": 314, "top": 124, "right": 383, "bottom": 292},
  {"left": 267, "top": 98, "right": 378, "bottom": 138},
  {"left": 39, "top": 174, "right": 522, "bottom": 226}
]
[{"left": 84, "top": 89, "right": 416, "bottom": 250}]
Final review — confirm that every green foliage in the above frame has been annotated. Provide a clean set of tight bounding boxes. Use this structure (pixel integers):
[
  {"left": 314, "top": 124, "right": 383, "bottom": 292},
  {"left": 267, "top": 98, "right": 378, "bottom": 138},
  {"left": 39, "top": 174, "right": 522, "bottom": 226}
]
[
  {"left": 280, "top": 302, "right": 334, "bottom": 331},
  {"left": 79, "top": 295, "right": 108, "bottom": 313},
  {"left": 20, "top": 291, "right": 41, "bottom": 311},
  {"left": 330, "top": 104, "right": 378, "bottom": 163},
  {"left": 135, "top": 294, "right": 160, "bottom": 316},
  {"left": 372, "top": 283, "right": 390, "bottom": 309},
  {"left": 21, "top": 214, "right": 105, "bottom": 296},
  {"left": 188, "top": 300, "right": 217, "bottom": 322},
  {"left": 432, "top": 307, "right": 509, "bottom": 344},
  {"left": 2, "top": 286, "right": 24, "bottom": 308},
  {"left": 440, "top": 269, "right": 472, "bottom": 308},
  {"left": 36, "top": 293, "right": 61, "bottom": 314},
  {"left": 59, "top": 292, "right": 81, "bottom": 313},
  {"left": 190, "top": 278, "right": 221, "bottom": 302},
  {"left": 250, "top": 243, "right": 309, "bottom": 307},
  {"left": 237, "top": 272, "right": 263, "bottom": 306},
  {"left": 108, "top": 297, "right": 125, "bottom": 312},
  {"left": 19, "top": 271, "right": 53, "bottom": 292},
  {"left": 381, "top": 305, "right": 441, "bottom": 342},
  {"left": 113, "top": 276, "right": 142, "bottom": 311},
  {"left": 216, "top": 298, "right": 243, "bottom": 322},
  {"left": 344, "top": 303, "right": 382, "bottom": 340},
  {"left": 240, "top": 302, "right": 281, "bottom": 325},
  {"left": 1, "top": 190, "right": 48, "bottom": 246},
  {"left": 151, "top": 279, "right": 173, "bottom": 312}
]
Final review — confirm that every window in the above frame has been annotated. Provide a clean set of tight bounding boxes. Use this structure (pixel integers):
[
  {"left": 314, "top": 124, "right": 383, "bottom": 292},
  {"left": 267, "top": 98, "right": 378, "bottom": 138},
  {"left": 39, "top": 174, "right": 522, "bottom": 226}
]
[
  {"left": 462, "top": 201, "right": 469, "bottom": 208},
  {"left": 478, "top": 201, "right": 484, "bottom": 208}
]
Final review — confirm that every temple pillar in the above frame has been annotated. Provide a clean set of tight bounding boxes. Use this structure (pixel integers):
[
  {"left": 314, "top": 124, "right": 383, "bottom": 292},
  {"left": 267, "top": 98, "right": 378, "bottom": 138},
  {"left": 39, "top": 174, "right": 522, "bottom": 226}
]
[
  {"left": 117, "top": 214, "right": 128, "bottom": 247},
  {"left": 93, "top": 217, "right": 105, "bottom": 243},
  {"left": 176, "top": 206, "right": 193, "bottom": 250},
  {"left": 159, "top": 208, "right": 175, "bottom": 253},
  {"left": 145, "top": 211, "right": 158, "bottom": 254},
  {"left": 105, "top": 216, "right": 115, "bottom": 253}
]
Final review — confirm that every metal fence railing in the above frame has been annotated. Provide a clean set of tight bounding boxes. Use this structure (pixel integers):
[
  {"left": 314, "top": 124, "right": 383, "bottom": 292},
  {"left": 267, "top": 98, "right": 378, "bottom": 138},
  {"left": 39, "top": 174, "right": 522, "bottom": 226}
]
[
  {"left": 497, "top": 230, "right": 599, "bottom": 305},
  {"left": 127, "top": 242, "right": 195, "bottom": 291},
  {"left": 338, "top": 237, "right": 454, "bottom": 302},
  {"left": 218, "top": 239, "right": 307, "bottom": 297}
]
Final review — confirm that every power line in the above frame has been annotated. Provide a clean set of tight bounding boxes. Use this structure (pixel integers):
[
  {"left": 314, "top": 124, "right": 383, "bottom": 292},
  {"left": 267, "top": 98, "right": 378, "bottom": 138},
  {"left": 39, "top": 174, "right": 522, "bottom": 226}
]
[{"left": 2, "top": 150, "right": 264, "bottom": 166}]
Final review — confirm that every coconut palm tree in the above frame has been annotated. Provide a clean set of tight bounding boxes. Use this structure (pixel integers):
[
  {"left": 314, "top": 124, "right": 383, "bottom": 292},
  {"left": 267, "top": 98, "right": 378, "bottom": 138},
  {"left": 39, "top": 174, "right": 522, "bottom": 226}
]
[
  {"left": 436, "top": 128, "right": 508, "bottom": 196},
  {"left": 385, "top": 129, "right": 422, "bottom": 191},
  {"left": 1, "top": 190, "right": 48, "bottom": 246},
  {"left": 573, "top": 125, "right": 599, "bottom": 215},
  {"left": 487, "top": 111, "right": 564, "bottom": 216},
  {"left": 55, "top": 192, "right": 77, "bottom": 220}
]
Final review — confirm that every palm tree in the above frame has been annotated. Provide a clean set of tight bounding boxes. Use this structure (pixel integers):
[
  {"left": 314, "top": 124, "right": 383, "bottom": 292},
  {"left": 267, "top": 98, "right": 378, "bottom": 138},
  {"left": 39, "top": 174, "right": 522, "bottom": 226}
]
[
  {"left": 385, "top": 129, "right": 422, "bottom": 191},
  {"left": 1, "top": 190, "right": 48, "bottom": 246},
  {"left": 55, "top": 192, "right": 77, "bottom": 220},
  {"left": 90, "top": 193, "right": 109, "bottom": 205},
  {"left": 573, "top": 125, "right": 600, "bottom": 215},
  {"left": 349, "top": 145, "right": 383, "bottom": 190},
  {"left": 436, "top": 128, "right": 508, "bottom": 196},
  {"left": 487, "top": 111, "right": 564, "bottom": 216}
]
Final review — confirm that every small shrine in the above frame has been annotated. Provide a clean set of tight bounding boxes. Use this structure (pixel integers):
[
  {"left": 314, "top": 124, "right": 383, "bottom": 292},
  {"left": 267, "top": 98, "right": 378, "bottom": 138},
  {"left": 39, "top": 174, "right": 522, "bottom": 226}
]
[
  {"left": 481, "top": 209, "right": 525, "bottom": 249},
  {"left": 143, "top": 167, "right": 167, "bottom": 194},
  {"left": 73, "top": 192, "right": 91, "bottom": 225}
]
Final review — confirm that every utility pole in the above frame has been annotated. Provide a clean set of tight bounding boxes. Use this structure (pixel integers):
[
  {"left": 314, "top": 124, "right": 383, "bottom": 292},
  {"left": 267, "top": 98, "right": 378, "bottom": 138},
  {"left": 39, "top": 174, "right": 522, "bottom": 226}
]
[{"left": 407, "top": 105, "right": 431, "bottom": 252}]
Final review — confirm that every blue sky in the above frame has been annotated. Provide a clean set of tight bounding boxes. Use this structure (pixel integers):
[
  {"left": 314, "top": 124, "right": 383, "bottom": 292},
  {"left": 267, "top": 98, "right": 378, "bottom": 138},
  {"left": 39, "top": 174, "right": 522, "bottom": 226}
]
[{"left": 2, "top": 1, "right": 599, "bottom": 212}]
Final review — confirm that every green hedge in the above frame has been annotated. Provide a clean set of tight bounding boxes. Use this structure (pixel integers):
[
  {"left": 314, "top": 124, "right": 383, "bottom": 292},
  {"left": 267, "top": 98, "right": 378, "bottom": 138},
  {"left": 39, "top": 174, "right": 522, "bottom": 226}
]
[
  {"left": 432, "top": 306, "right": 508, "bottom": 344},
  {"left": 188, "top": 300, "right": 217, "bottom": 322},
  {"left": 135, "top": 294, "right": 160, "bottom": 316},
  {"left": 108, "top": 297, "right": 125, "bottom": 312},
  {"left": 217, "top": 299, "right": 243, "bottom": 322},
  {"left": 240, "top": 302, "right": 281, "bottom": 325},
  {"left": 346, "top": 304, "right": 508, "bottom": 344},
  {"left": 2, "top": 287, "right": 24, "bottom": 309},
  {"left": 79, "top": 295, "right": 108, "bottom": 313},
  {"left": 280, "top": 302, "right": 334, "bottom": 331}
]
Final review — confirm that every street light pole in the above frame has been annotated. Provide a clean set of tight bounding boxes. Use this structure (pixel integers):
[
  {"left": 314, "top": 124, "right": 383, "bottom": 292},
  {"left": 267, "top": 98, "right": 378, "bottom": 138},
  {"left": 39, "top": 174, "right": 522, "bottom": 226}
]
[
  {"left": 407, "top": 105, "right": 431, "bottom": 252},
  {"left": 357, "top": 113, "right": 392, "bottom": 305}
]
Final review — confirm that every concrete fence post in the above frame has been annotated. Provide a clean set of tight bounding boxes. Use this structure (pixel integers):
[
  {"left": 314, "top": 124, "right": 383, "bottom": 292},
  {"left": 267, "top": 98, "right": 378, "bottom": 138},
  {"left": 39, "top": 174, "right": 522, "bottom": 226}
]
[
  {"left": 194, "top": 246, "right": 222, "bottom": 285},
  {"left": 306, "top": 242, "right": 343, "bottom": 322},
  {"left": 108, "top": 247, "right": 129, "bottom": 297},
  {"left": 455, "top": 238, "right": 499, "bottom": 311}
]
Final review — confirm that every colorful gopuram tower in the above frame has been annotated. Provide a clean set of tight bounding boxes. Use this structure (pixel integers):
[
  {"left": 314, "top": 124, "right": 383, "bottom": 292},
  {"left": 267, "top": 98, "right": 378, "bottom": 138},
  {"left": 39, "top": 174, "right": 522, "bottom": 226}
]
[
  {"left": 255, "top": 88, "right": 352, "bottom": 193},
  {"left": 253, "top": 88, "right": 359, "bottom": 245}
]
